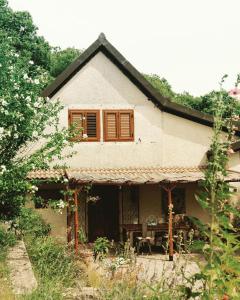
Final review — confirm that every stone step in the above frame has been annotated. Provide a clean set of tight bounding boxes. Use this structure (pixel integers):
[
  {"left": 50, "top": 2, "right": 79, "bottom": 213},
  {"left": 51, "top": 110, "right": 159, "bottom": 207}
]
[{"left": 7, "top": 240, "right": 37, "bottom": 295}]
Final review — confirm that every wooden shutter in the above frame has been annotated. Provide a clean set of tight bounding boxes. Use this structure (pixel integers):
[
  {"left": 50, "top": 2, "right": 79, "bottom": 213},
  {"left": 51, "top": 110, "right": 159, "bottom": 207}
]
[
  {"left": 85, "top": 111, "right": 100, "bottom": 141},
  {"left": 69, "top": 110, "right": 100, "bottom": 141},
  {"left": 119, "top": 111, "right": 134, "bottom": 140},
  {"left": 104, "top": 111, "right": 118, "bottom": 141},
  {"left": 103, "top": 110, "right": 134, "bottom": 141},
  {"left": 69, "top": 111, "right": 84, "bottom": 140}
]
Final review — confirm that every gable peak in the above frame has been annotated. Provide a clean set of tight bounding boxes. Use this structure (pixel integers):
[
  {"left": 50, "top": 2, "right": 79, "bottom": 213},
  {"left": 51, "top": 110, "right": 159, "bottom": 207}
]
[{"left": 98, "top": 32, "right": 106, "bottom": 42}]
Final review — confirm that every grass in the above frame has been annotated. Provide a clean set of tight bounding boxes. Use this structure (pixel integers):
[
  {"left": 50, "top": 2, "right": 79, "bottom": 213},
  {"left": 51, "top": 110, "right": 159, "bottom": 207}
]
[
  {"left": 15, "top": 208, "right": 86, "bottom": 300},
  {"left": 0, "top": 225, "right": 17, "bottom": 300},
  {"left": 0, "top": 209, "right": 88, "bottom": 300},
  {"left": 22, "top": 236, "right": 84, "bottom": 300},
  {"left": 0, "top": 255, "right": 15, "bottom": 300}
]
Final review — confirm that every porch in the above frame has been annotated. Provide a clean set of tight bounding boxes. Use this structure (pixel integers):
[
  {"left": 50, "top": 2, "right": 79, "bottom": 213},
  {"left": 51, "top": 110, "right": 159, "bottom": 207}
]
[
  {"left": 75, "top": 183, "right": 203, "bottom": 256},
  {"left": 28, "top": 167, "right": 240, "bottom": 261}
]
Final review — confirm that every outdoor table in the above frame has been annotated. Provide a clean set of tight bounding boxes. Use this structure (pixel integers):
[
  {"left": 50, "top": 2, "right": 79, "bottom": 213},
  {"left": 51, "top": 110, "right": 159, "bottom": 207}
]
[
  {"left": 121, "top": 224, "right": 142, "bottom": 246},
  {"left": 147, "top": 223, "right": 189, "bottom": 248}
]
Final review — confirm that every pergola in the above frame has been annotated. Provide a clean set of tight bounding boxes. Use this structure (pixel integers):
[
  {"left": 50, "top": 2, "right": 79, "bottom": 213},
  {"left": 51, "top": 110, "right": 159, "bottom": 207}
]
[{"left": 28, "top": 167, "right": 240, "bottom": 261}]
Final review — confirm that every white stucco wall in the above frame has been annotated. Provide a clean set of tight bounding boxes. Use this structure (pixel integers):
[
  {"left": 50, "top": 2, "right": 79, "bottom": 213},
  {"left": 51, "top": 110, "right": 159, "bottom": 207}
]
[
  {"left": 51, "top": 51, "right": 213, "bottom": 168},
  {"left": 37, "top": 208, "right": 67, "bottom": 242},
  {"left": 139, "top": 184, "right": 209, "bottom": 225}
]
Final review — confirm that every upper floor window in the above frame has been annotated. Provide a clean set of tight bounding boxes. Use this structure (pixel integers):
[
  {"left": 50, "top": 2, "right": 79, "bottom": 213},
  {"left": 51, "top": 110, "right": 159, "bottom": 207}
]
[
  {"left": 103, "top": 110, "right": 134, "bottom": 141},
  {"left": 68, "top": 110, "right": 100, "bottom": 141}
]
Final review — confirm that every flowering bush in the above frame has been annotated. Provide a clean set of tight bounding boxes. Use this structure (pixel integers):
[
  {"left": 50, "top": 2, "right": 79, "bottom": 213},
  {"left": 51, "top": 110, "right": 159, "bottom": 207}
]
[{"left": 0, "top": 32, "right": 74, "bottom": 220}]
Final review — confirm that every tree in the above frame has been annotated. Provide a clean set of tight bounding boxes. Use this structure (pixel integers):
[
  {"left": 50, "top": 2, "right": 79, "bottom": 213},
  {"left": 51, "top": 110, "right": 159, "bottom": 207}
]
[
  {"left": 144, "top": 74, "right": 175, "bottom": 99},
  {"left": 145, "top": 73, "right": 240, "bottom": 117},
  {"left": 0, "top": 33, "right": 74, "bottom": 220},
  {"left": 50, "top": 47, "right": 83, "bottom": 78},
  {"left": 0, "top": 0, "right": 51, "bottom": 71},
  {"left": 198, "top": 90, "right": 240, "bottom": 117}
]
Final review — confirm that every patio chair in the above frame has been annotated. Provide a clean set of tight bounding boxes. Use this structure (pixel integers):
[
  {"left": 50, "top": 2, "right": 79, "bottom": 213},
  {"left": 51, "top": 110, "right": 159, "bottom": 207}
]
[{"left": 135, "top": 222, "right": 154, "bottom": 255}]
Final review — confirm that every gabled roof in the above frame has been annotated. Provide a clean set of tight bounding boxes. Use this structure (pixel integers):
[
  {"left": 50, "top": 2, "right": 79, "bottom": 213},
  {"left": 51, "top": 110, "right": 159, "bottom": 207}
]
[{"left": 42, "top": 33, "right": 215, "bottom": 127}]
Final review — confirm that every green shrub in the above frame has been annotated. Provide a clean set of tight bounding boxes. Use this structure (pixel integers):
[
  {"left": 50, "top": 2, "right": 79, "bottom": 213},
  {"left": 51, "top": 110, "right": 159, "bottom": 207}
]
[
  {"left": 16, "top": 208, "right": 51, "bottom": 238},
  {"left": 0, "top": 226, "right": 16, "bottom": 250},
  {"left": 93, "top": 237, "right": 110, "bottom": 260},
  {"left": 0, "top": 226, "right": 16, "bottom": 263}
]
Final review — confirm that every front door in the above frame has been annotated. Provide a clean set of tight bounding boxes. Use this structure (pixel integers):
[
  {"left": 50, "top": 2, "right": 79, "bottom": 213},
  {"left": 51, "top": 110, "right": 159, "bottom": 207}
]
[{"left": 88, "top": 185, "right": 119, "bottom": 242}]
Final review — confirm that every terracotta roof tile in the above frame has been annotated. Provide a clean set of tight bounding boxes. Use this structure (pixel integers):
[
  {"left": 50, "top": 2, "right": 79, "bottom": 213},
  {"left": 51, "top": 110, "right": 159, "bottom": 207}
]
[
  {"left": 27, "top": 166, "right": 240, "bottom": 184},
  {"left": 27, "top": 169, "right": 64, "bottom": 180}
]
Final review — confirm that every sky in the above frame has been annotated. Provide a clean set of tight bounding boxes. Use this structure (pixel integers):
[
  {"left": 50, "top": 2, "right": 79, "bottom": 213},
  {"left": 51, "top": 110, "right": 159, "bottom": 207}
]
[{"left": 7, "top": 0, "right": 240, "bottom": 96}]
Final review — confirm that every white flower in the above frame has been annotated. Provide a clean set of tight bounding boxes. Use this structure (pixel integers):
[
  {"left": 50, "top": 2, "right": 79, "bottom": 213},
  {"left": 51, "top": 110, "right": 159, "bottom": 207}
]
[
  {"left": 63, "top": 178, "right": 68, "bottom": 183},
  {"left": 82, "top": 133, "right": 88, "bottom": 139},
  {"left": 1, "top": 99, "right": 7, "bottom": 106},
  {"left": 57, "top": 200, "right": 65, "bottom": 209},
  {"left": 32, "top": 131, "right": 38, "bottom": 138},
  {"left": 29, "top": 60, "right": 34, "bottom": 65},
  {"left": 14, "top": 53, "right": 19, "bottom": 58},
  {"left": 20, "top": 26, "right": 25, "bottom": 32},
  {"left": 4, "top": 130, "right": 11, "bottom": 136},
  {"left": 34, "top": 79, "right": 40, "bottom": 84},
  {"left": 23, "top": 74, "right": 28, "bottom": 80},
  {"left": 33, "top": 102, "right": 40, "bottom": 108},
  {"left": 0, "top": 165, "right": 6, "bottom": 175},
  {"left": 31, "top": 185, "right": 38, "bottom": 192}
]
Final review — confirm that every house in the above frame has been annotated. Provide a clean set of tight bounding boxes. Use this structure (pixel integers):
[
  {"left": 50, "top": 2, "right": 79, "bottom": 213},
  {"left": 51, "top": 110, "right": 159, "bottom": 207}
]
[{"left": 28, "top": 33, "right": 240, "bottom": 259}]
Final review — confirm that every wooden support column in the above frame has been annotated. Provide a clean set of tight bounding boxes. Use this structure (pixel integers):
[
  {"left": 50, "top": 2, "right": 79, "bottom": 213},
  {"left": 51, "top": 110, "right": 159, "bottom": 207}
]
[
  {"left": 66, "top": 193, "right": 72, "bottom": 244},
  {"left": 167, "top": 188, "right": 174, "bottom": 261},
  {"left": 161, "top": 184, "right": 176, "bottom": 261},
  {"left": 118, "top": 186, "right": 123, "bottom": 242},
  {"left": 74, "top": 188, "right": 79, "bottom": 255},
  {"left": 65, "top": 184, "right": 72, "bottom": 245}
]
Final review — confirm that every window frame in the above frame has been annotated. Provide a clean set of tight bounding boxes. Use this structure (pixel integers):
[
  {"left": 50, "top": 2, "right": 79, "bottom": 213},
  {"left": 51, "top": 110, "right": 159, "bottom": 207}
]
[
  {"left": 68, "top": 109, "right": 100, "bottom": 142},
  {"left": 103, "top": 109, "right": 134, "bottom": 142}
]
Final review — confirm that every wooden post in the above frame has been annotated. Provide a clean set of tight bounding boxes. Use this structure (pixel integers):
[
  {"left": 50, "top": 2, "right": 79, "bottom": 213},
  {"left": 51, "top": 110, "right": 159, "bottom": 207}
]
[
  {"left": 118, "top": 186, "right": 123, "bottom": 242},
  {"left": 66, "top": 193, "right": 72, "bottom": 244},
  {"left": 161, "top": 184, "right": 176, "bottom": 261},
  {"left": 74, "top": 189, "right": 79, "bottom": 255},
  {"left": 168, "top": 188, "right": 174, "bottom": 261}
]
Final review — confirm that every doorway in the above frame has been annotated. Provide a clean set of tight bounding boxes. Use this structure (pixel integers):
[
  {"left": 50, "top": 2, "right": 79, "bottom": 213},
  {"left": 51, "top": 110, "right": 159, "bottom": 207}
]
[{"left": 88, "top": 185, "right": 119, "bottom": 242}]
